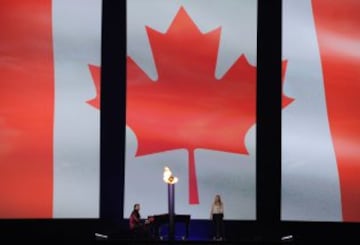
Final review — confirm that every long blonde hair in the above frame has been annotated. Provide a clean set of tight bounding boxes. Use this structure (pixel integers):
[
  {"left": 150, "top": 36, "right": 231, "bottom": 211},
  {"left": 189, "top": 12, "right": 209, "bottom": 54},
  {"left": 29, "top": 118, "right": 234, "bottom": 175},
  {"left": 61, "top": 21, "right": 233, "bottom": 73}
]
[{"left": 213, "top": 194, "right": 223, "bottom": 206}]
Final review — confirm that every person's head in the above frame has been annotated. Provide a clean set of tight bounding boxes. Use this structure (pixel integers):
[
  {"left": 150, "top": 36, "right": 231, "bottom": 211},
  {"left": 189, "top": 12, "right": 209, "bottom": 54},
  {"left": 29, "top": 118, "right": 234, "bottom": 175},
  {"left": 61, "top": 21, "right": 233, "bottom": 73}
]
[
  {"left": 214, "top": 194, "right": 222, "bottom": 203},
  {"left": 133, "top": 203, "right": 140, "bottom": 211}
]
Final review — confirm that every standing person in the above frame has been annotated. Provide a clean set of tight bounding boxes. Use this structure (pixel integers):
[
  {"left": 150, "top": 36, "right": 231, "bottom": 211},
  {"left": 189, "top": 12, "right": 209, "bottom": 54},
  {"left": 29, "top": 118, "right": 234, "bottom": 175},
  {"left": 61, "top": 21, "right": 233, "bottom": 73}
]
[
  {"left": 210, "top": 194, "right": 225, "bottom": 240},
  {"left": 129, "top": 203, "right": 152, "bottom": 240}
]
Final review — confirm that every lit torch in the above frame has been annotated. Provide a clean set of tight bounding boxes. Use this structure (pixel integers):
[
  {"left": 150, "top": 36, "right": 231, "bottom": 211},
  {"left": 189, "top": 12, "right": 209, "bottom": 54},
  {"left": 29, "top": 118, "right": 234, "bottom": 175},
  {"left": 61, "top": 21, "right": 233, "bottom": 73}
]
[
  {"left": 163, "top": 166, "right": 177, "bottom": 240},
  {"left": 163, "top": 166, "right": 178, "bottom": 184}
]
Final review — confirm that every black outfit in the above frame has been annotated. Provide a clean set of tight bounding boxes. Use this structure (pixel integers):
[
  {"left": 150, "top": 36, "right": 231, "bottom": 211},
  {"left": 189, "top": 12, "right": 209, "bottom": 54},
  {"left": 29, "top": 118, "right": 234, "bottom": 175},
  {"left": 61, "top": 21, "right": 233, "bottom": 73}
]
[{"left": 212, "top": 213, "right": 224, "bottom": 240}]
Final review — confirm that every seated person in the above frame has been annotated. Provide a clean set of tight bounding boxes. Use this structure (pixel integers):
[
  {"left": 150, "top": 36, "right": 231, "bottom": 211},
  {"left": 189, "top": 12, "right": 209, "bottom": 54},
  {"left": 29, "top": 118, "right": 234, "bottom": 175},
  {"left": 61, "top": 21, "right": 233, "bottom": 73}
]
[{"left": 129, "top": 203, "right": 152, "bottom": 239}]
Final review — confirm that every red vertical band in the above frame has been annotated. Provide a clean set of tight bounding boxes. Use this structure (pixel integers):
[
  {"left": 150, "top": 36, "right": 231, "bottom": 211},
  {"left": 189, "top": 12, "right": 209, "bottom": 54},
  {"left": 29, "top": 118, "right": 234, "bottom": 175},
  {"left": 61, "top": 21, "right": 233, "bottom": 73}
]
[
  {"left": 0, "top": 0, "right": 54, "bottom": 218},
  {"left": 312, "top": 0, "right": 360, "bottom": 221}
]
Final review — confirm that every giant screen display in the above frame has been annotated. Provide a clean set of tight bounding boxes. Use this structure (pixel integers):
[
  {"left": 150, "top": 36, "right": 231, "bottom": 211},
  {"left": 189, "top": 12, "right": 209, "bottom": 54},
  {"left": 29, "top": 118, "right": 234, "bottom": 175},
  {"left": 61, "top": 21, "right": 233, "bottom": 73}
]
[
  {"left": 0, "top": 0, "right": 102, "bottom": 218},
  {"left": 282, "top": 0, "right": 360, "bottom": 222},
  {"left": 124, "top": 0, "right": 258, "bottom": 220}
]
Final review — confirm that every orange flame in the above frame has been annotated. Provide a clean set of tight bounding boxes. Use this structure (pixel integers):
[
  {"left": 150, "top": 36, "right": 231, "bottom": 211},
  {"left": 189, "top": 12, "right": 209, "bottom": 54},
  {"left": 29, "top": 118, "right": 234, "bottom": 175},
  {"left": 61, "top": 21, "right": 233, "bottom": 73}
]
[{"left": 163, "top": 166, "right": 178, "bottom": 184}]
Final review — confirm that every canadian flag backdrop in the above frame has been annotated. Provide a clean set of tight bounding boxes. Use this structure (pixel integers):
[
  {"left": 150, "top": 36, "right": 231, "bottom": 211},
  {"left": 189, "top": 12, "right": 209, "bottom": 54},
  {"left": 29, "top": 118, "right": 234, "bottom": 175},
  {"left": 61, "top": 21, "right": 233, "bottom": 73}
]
[
  {"left": 2, "top": 0, "right": 358, "bottom": 223},
  {"left": 282, "top": 0, "right": 360, "bottom": 222},
  {"left": 0, "top": 0, "right": 101, "bottom": 218},
  {"left": 124, "top": 0, "right": 259, "bottom": 220}
]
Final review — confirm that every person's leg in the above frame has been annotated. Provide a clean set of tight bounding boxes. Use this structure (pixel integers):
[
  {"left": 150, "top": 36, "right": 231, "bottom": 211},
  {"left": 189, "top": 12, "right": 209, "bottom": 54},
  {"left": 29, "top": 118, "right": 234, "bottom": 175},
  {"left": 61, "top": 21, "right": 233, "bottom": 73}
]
[
  {"left": 214, "top": 214, "right": 221, "bottom": 239},
  {"left": 212, "top": 218, "right": 217, "bottom": 240},
  {"left": 219, "top": 214, "right": 225, "bottom": 239},
  {"left": 131, "top": 228, "right": 139, "bottom": 240},
  {"left": 143, "top": 225, "right": 153, "bottom": 240}
]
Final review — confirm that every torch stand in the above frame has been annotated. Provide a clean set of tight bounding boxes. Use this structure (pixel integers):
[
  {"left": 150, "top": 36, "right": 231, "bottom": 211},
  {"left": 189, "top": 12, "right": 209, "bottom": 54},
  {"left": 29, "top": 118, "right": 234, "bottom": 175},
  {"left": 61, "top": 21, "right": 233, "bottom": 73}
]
[{"left": 168, "top": 183, "right": 175, "bottom": 241}]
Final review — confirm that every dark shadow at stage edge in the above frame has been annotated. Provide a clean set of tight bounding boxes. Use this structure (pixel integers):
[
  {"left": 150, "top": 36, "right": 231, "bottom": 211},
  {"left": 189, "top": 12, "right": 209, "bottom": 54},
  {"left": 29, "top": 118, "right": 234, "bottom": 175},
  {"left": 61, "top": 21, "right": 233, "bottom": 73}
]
[{"left": 1, "top": 219, "right": 360, "bottom": 244}]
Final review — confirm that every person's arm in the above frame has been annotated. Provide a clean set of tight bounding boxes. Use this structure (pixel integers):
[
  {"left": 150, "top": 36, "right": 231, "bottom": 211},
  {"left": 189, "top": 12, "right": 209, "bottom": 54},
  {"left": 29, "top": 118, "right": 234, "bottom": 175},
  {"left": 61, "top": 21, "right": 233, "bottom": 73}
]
[
  {"left": 129, "top": 213, "right": 141, "bottom": 229},
  {"left": 129, "top": 214, "right": 136, "bottom": 230}
]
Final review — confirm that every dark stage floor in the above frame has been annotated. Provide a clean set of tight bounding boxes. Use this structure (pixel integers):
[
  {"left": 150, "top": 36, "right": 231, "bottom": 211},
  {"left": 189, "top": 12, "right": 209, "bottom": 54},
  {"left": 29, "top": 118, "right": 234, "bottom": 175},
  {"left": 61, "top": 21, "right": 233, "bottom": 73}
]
[{"left": 1, "top": 220, "right": 358, "bottom": 244}]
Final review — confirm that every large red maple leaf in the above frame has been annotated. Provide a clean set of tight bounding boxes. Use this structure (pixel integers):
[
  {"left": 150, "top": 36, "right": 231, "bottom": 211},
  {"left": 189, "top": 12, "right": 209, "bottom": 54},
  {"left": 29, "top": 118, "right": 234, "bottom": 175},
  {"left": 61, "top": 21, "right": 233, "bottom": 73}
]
[{"left": 88, "top": 6, "right": 293, "bottom": 205}]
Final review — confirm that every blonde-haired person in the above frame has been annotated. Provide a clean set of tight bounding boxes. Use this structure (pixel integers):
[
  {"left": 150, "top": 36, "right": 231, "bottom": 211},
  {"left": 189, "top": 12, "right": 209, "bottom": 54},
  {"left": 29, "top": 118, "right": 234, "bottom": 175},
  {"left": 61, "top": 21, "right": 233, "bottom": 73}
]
[{"left": 210, "top": 194, "right": 225, "bottom": 240}]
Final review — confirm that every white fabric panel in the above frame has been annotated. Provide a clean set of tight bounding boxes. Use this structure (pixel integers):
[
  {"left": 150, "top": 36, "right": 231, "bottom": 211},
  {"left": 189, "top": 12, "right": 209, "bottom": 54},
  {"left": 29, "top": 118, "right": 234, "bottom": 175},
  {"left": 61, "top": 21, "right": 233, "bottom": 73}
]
[
  {"left": 281, "top": 0, "right": 342, "bottom": 221},
  {"left": 53, "top": 0, "right": 101, "bottom": 218}
]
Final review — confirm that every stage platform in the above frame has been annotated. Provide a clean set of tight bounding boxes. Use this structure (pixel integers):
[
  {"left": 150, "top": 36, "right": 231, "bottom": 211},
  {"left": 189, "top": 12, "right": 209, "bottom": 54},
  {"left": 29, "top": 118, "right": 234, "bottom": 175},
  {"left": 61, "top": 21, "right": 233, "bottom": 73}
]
[{"left": 0, "top": 219, "right": 359, "bottom": 244}]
